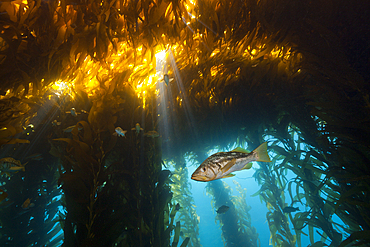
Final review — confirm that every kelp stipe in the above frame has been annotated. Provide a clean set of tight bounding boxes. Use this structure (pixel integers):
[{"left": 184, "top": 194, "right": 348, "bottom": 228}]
[
  {"left": 0, "top": 0, "right": 369, "bottom": 245},
  {"left": 168, "top": 157, "right": 201, "bottom": 247},
  {"left": 193, "top": 149, "right": 259, "bottom": 247}
]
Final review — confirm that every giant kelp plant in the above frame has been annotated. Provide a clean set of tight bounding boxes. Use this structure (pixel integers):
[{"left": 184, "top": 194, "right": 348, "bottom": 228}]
[
  {"left": 0, "top": 0, "right": 370, "bottom": 246},
  {"left": 166, "top": 157, "right": 201, "bottom": 247},
  {"left": 205, "top": 179, "right": 259, "bottom": 247}
]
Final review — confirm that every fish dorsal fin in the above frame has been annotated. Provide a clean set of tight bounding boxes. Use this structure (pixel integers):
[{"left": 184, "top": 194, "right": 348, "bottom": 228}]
[
  {"left": 230, "top": 147, "right": 250, "bottom": 154},
  {"left": 242, "top": 162, "right": 253, "bottom": 170},
  {"left": 221, "top": 173, "right": 235, "bottom": 179},
  {"left": 221, "top": 158, "right": 236, "bottom": 173},
  {"left": 254, "top": 142, "right": 272, "bottom": 162}
]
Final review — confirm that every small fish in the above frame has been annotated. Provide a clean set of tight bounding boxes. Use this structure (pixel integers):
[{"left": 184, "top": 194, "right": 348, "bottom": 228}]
[
  {"left": 22, "top": 124, "right": 34, "bottom": 135},
  {"left": 63, "top": 125, "right": 82, "bottom": 133},
  {"left": 66, "top": 107, "right": 78, "bottom": 117},
  {"left": 0, "top": 157, "right": 27, "bottom": 176},
  {"left": 191, "top": 142, "right": 271, "bottom": 182},
  {"left": 282, "top": 206, "right": 299, "bottom": 213},
  {"left": 163, "top": 74, "right": 174, "bottom": 85},
  {"left": 21, "top": 198, "right": 35, "bottom": 210},
  {"left": 52, "top": 120, "right": 61, "bottom": 126},
  {"left": 25, "top": 153, "right": 43, "bottom": 161},
  {"left": 113, "top": 127, "right": 127, "bottom": 137},
  {"left": 131, "top": 123, "right": 143, "bottom": 134},
  {"left": 144, "top": 130, "right": 159, "bottom": 138},
  {"left": 216, "top": 205, "right": 229, "bottom": 214},
  {"left": 66, "top": 108, "right": 87, "bottom": 116}
]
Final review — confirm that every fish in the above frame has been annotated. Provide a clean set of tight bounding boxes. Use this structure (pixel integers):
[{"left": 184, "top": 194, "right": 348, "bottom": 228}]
[
  {"left": 144, "top": 130, "right": 159, "bottom": 138},
  {"left": 131, "top": 123, "right": 143, "bottom": 134},
  {"left": 21, "top": 198, "right": 35, "bottom": 210},
  {"left": 0, "top": 157, "right": 27, "bottom": 176},
  {"left": 113, "top": 127, "right": 127, "bottom": 137},
  {"left": 52, "top": 120, "right": 61, "bottom": 126},
  {"left": 282, "top": 206, "right": 299, "bottom": 213},
  {"left": 66, "top": 108, "right": 88, "bottom": 116},
  {"left": 216, "top": 205, "right": 229, "bottom": 214},
  {"left": 191, "top": 142, "right": 271, "bottom": 182},
  {"left": 22, "top": 124, "right": 34, "bottom": 135},
  {"left": 63, "top": 125, "right": 82, "bottom": 133},
  {"left": 163, "top": 74, "right": 174, "bottom": 85},
  {"left": 66, "top": 107, "right": 78, "bottom": 116},
  {"left": 25, "top": 153, "right": 43, "bottom": 161}
]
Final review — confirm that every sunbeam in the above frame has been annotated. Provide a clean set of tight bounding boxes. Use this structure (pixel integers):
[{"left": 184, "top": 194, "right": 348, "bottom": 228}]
[{"left": 168, "top": 50, "right": 200, "bottom": 144}]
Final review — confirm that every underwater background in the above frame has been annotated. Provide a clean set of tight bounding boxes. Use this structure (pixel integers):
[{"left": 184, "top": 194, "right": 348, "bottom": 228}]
[{"left": 0, "top": 0, "right": 370, "bottom": 246}]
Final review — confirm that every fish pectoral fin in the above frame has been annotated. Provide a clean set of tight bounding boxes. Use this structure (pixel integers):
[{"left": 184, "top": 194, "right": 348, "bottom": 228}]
[
  {"left": 221, "top": 158, "right": 236, "bottom": 173},
  {"left": 254, "top": 142, "right": 272, "bottom": 162},
  {"left": 230, "top": 147, "right": 250, "bottom": 153},
  {"left": 242, "top": 162, "right": 253, "bottom": 170},
  {"left": 221, "top": 173, "right": 235, "bottom": 179}
]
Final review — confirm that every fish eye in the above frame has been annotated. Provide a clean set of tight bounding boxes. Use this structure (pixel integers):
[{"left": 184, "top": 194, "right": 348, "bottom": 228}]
[{"left": 201, "top": 168, "right": 206, "bottom": 172}]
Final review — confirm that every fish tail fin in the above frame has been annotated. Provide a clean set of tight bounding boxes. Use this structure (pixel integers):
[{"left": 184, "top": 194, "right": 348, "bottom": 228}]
[{"left": 254, "top": 142, "right": 271, "bottom": 162}]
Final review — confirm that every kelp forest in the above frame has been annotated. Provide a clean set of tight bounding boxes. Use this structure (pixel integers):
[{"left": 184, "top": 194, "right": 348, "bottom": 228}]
[{"left": 0, "top": 0, "right": 369, "bottom": 246}]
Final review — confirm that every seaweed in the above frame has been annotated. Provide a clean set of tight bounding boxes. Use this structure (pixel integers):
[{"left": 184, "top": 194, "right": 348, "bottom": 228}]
[
  {"left": 0, "top": 0, "right": 369, "bottom": 245},
  {"left": 167, "top": 158, "right": 201, "bottom": 247},
  {"left": 0, "top": 127, "right": 63, "bottom": 246},
  {"left": 205, "top": 179, "right": 258, "bottom": 247},
  {"left": 195, "top": 148, "right": 259, "bottom": 247}
]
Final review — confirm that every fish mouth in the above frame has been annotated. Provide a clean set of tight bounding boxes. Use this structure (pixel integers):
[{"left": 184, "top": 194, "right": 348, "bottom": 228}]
[{"left": 191, "top": 174, "right": 209, "bottom": 182}]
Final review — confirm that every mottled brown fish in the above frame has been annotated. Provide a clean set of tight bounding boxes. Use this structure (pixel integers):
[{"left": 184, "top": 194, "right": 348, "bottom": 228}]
[{"left": 191, "top": 142, "right": 271, "bottom": 182}]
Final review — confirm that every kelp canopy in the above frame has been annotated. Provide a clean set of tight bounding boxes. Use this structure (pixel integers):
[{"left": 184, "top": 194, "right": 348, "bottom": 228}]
[{"left": 0, "top": 0, "right": 370, "bottom": 246}]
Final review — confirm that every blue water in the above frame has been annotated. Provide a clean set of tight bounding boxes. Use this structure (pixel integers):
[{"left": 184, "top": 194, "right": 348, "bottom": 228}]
[
  {"left": 188, "top": 164, "right": 271, "bottom": 247},
  {"left": 177, "top": 141, "right": 345, "bottom": 247}
]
